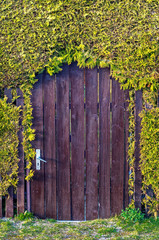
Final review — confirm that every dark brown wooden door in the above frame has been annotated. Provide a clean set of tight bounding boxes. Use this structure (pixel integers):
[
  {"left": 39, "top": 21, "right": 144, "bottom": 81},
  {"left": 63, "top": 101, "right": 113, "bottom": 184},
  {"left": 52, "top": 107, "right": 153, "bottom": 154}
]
[{"left": 30, "top": 63, "right": 129, "bottom": 220}]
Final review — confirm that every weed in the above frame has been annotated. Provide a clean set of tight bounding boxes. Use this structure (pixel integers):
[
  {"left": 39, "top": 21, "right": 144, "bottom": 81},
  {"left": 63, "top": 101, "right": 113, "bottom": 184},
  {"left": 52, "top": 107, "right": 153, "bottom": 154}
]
[
  {"left": 121, "top": 207, "right": 145, "bottom": 223},
  {"left": 46, "top": 218, "right": 57, "bottom": 223},
  {"left": 15, "top": 210, "right": 34, "bottom": 221}
]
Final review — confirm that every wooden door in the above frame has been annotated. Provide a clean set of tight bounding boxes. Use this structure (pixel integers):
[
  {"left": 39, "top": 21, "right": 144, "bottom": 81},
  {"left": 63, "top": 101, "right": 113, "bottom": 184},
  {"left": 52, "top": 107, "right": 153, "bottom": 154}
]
[{"left": 30, "top": 63, "right": 129, "bottom": 220}]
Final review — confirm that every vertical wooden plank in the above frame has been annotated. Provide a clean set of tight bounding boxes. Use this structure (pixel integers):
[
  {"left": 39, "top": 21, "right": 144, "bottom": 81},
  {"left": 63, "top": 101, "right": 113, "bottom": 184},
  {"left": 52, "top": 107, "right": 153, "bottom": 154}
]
[
  {"left": 43, "top": 72, "right": 56, "bottom": 219},
  {"left": 111, "top": 79, "right": 124, "bottom": 215},
  {"left": 4, "top": 88, "right": 14, "bottom": 218},
  {"left": 99, "top": 68, "right": 110, "bottom": 218},
  {"left": 5, "top": 187, "right": 14, "bottom": 218},
  {"left": 124, "top": 90, "right": 129, "bottom": 208},
  {"left": 31, "top": 74, "right": 45, "bottom": 218},
  {"left": 56, "top": 65, "right": 71, "bottom": 220},
  {"left": 85, "top": 67, "right": 98, "bottom": 220},
  {"left": 134, "top": 90, "right": 142, "bottom": 210},
  {"left": 70, "top": 63, "right": 84, "bottom": 220},
  {"left": 26, "top": 169, "right": 31, "bottom": 212},
  {"left": 16, "top": 89, "right": 25, "bottom": 214}
]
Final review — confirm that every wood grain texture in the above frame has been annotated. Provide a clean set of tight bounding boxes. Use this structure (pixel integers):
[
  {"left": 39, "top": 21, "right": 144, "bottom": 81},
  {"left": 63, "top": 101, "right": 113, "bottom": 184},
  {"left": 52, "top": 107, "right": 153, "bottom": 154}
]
[
  {"left": 56, "top": 65, "right": 71, "bottom": 220},
  {"left": 111, "top": 79, "right": 125, "bottom": 215},
  {"left": 4, "top": 89, "right": 14, "bottom": 218},
  {"left": 5, "top": 187, "right": 14, "bottom": 218},
  {"left": 99, "top": 68, "right": 111, "bottom": 218},
  {"left": 70, "top": 63, "right": 84, "bottom": 220},
  {"left": 16, "top": 89, "right": 25, "bottom": 214},
  {"left": 85, "top": 67, "right": 98, "bottom": 220},
  {"left": 134, "top": 90, "right": 142, "bottom": 210},
  {"left": 124, "top": 90, "right": 129, "bottom": 208},
  {"left": 43, "top": 72, "right": 56, "bottom": 219},
  {"left": 31, "top": 74, "right": 45, "bottom": 218},
  {"left": 26, "top": 169, "right": 31, "bottom": 212}
]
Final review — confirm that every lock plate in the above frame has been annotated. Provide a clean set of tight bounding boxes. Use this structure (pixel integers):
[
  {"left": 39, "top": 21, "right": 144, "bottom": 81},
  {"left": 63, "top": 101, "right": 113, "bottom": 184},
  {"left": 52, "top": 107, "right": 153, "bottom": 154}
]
[
  {"left": 36, "top": 149, "right": 41, "bottom": 170},
  {"left": 36, "top": 149, "right": 47, "bottom": 170}
]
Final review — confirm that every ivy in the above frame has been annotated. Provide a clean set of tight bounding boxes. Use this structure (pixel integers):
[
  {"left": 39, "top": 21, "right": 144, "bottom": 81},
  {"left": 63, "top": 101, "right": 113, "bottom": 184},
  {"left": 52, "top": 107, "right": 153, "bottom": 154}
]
[
  {"left": 0, "top": 0, "right": 158, "bottom": 91},
  {"left": 140, "top": 93, "right": 159, "bottom": 215},
  {"left": 128, "top": 90, "right": 135, "bottom": 207},
  {"left": 0, "top": 97, "right": 20, "bottom": 195},
  {"left": 20, "top": 80, "right": 38, "bottom": 181},
  {"left": 128, "top": 90, "right": 159, "bottom": 215}
]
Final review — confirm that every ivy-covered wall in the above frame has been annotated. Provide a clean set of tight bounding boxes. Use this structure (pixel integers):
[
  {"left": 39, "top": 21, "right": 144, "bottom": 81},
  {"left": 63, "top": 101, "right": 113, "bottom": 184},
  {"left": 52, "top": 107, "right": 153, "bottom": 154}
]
[
  {"left": 0, "top": 0, "right": 158, "bottom": 213},
  {"left": 0, "top": 0, "right": 158, "bottom": 91}
]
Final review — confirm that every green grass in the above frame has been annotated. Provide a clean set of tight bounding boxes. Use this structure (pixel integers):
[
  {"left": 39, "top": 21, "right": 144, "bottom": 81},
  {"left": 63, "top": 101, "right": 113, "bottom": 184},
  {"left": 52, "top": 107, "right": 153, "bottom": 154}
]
[{"left": 0, "top": 217, "right": 159, "bottom": 239}]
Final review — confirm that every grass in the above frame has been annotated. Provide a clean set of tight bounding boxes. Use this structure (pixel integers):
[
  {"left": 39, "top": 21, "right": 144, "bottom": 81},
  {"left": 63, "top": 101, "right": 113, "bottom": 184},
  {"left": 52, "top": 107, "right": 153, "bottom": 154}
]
[{"left": 0, "top": 216, "right": 159, "bottom": 239}]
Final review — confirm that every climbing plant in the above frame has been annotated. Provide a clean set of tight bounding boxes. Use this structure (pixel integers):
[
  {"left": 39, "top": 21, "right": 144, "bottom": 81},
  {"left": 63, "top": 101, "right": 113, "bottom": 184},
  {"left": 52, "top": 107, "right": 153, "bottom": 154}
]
[
  {"left": 127, "top": 90, "right": 159, "bottom": 215},
  {"left": 0, "top": 0, "right": 158, "bottom": 90},
  {"left": 128, "top": 90, "right": 135, "bottom": 207},
  {"left": 140, "top": 91, "right": 159, "bottom": 216},
  {"left": 0, "top": 0, "right": 158, "bottom": 211},
  {"left": 0, "top": 96, "right": 20, "bottom": 195},
  {"left": 20, "top": 80, "right": 38, "bottom": 181}
]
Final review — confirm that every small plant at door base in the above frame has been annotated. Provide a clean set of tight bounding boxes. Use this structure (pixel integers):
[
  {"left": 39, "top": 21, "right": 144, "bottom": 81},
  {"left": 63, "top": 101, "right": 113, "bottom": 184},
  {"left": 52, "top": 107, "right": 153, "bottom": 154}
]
[
  {"left": 120, "top": 207, "right": 145, "bottom": 223},
  {"left": 15, "top": 211, "right": 34, "bottom": 221}
]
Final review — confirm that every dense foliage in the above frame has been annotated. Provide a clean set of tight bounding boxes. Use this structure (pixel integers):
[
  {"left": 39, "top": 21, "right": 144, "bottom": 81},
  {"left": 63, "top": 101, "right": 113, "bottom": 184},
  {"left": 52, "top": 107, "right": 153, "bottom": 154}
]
[
  {"left": 0, "top": 97, "right": 20, "bottom": 195},
  {"left": 0, "top": 0, "right": 158, "bottom": 91},
  {"left": 19, "top": 82, "right": 37, "bottom": 181},
  {"left": 140, "top": 102, "right": 159, "bottom": 215},
  {"left": 127, "top": 90, "right": 159, "bottom": 215},
  {"left": 128, "top": 90, "right": 135, "bottom": 204}
]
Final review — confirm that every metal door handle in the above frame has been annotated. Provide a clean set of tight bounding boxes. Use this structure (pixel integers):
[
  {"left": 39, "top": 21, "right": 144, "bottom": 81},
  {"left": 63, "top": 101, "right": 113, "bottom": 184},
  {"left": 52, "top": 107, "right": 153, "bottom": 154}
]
[
  {"left": 36, "top": 149, "right": 47, "bottom": 170},
  {"left": 37, "top": 157, "right": 47, "bottom": 163}
]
